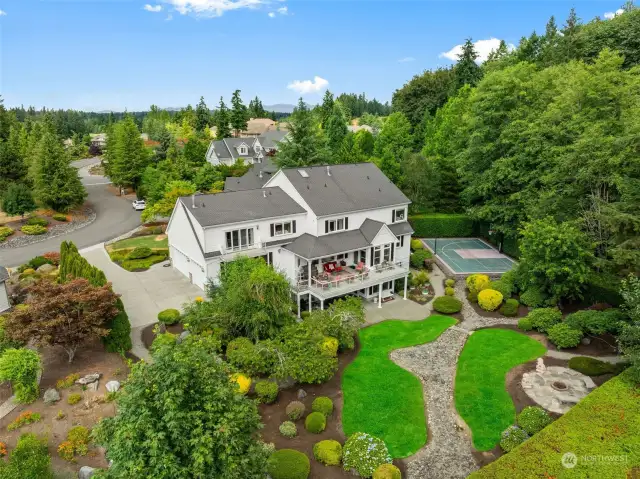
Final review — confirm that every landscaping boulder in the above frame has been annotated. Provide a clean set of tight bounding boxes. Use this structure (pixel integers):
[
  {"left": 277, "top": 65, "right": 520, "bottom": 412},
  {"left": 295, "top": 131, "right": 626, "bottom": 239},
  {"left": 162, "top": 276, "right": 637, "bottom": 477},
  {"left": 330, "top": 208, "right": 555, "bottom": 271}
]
[
  {"left": 297, "top": 388, "right": 307, "bottom": 400},
  {"left": 37, "top": 263, "right": 56, "bottom": 274},
  {"left": 43, "top": 388, "right": 60, "bottom": 404},
  {"left": 79, "top": 466, "right": 96, "bottom": 479},
  {"left": 88, "top": 380, "right": 99, "bottom": 391},
  {"left": 76, "top": 373, "right": 101, "bottom": 385},
  {"left": 276, "top": 376, "right": 295, "bottom": 390},
  {"left": 177, "top": 330, "right": 191, "bottom": 344},
  {"left": 581, "top": 337, "right": 591, "bottom": 346},
  {"left": 105, "top": 380, "right": 120, "bottom": 393}
]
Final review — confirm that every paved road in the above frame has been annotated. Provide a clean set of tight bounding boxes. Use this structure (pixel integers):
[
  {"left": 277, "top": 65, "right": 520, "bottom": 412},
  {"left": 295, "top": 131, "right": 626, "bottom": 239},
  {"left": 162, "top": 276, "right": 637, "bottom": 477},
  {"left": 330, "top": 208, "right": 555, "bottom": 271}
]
[{"left": 0, "top": 158, "right": 141, "bottom": 268}]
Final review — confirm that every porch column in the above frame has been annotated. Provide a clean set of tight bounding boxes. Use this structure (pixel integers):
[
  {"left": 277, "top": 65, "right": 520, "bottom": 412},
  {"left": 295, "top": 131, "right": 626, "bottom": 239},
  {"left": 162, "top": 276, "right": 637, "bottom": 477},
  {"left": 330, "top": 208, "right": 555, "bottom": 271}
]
[
  {"left": 320, "top": 298, "right": 325, "bottom": 310},
  {"left": 308, "top": 261, "right": 312, "bottom": 287},
  {"left": 297, "top": 293, "right": 301, "bottom": 319},
  {"left": 378, "top": 285, "right": 382, "bottom": 308},
  {"left": 308, "top": 293, "right": 312, "bottom": 312},
  {"left": 403, "top": 275, "right": 408, "bottom": 300}
]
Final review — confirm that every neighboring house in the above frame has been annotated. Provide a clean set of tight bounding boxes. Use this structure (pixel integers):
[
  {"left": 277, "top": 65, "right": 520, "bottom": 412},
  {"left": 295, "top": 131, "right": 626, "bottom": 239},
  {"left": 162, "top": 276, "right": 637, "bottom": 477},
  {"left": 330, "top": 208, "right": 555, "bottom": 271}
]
[
  {"left": 240, "top": 118, "right": 276, "bottom": 137},
  {"left": 167, "top": 163, "right": 413, "bottom": 315},
  {"left": 205, "top": 131, "right": 289, "bottom": 167},
  {"left": 90, "top": 133, "right": 107, "bottom": 149},
  {"left": 0, "top": 266, "right": 10, "bottom": 313},
  {"left": 347, "top": 125, "right": 375, "bottom": 134}
]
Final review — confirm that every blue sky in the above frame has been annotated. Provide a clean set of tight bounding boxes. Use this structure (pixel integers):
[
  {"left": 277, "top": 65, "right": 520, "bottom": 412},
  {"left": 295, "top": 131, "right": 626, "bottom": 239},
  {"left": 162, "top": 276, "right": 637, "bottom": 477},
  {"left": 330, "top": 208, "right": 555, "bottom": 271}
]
[{"left": 0, "top": 0, "right": 626, "bottom": 111}]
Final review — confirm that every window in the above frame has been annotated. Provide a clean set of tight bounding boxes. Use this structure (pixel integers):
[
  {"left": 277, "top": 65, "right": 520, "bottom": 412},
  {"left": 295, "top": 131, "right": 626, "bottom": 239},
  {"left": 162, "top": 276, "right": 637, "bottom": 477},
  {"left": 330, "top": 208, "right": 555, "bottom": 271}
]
[
  {"left": 371, "top": 243, "right": 393, "bottom": 266},
  {"left": 239, "top": 146, "right": 248, "bottom": 155},
  {"left": 324, "top": 217, "right": 348, "bottom": 234},
  {"left": 392, "top": 208, "right": 406, "bottom": 223},
  {"left": 225, "top": 227, "right": 255, "bottom": 251},
  {"left": 270, "top": 220, "right": 296, "bottom": 237}
]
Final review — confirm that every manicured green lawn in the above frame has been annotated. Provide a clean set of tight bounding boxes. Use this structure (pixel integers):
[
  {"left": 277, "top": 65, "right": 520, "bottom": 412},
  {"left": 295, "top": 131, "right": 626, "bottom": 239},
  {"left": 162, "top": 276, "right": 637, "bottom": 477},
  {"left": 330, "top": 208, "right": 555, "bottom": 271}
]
[
  {"left": 342, "top": 315, "right": 456, "bottom": 458},
  {"left": 455, "top": 329, "right": 546, "bottom": 451},
  {"left": 470, "top": 370, "right": 640, "bottom": 478},
  {"left": 109, "top": 235, "right": 168, "bottom": 251}
]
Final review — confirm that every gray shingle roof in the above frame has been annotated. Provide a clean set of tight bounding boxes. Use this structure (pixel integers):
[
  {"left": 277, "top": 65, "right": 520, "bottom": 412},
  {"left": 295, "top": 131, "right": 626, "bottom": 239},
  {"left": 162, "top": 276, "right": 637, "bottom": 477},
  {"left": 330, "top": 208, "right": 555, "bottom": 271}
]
[
  {"left": 210, "top": 140, "right": 231, "bottom": 159},
  {"left": 179, "top": 187, "right": 306, "bottom": 227},
  {"left": 259, "top": 131, "right": 288, "bottom": 149},
  {"left": 224, "top": 158, "right": 279, "bottom": 192},
  {"left": 280, "top": 163, "right": 410, "bottom": 217},
  {"left": 224, "top": 138, "right": 258, "bottom": 160},
  {"left": 388, "top": 221, "right": 414, "bottom": 237},
  {"left": 284, "top": 230, "right": 370, "bottom": 259},
  {"left": 359, "top": 218, "right": 385, "bottom": 243},
  {"left": 0, "top": 266, "right": 8, "bottom": 282}
]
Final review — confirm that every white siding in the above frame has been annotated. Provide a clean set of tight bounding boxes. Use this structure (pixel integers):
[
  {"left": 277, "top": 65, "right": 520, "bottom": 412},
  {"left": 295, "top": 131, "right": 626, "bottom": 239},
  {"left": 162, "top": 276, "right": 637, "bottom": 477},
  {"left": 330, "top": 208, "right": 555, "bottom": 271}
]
[
  {"left": 263, "top": 171, "right": 318, "bottom": 233},
  {"left": 0, "top": 282, "right": 9, "bottom": 313},
  {"left": 316, "top": 205, "right": 409, "bottom": 237},
  {"left": 167, "top": 204, "right": 207, "bottom": 289}
]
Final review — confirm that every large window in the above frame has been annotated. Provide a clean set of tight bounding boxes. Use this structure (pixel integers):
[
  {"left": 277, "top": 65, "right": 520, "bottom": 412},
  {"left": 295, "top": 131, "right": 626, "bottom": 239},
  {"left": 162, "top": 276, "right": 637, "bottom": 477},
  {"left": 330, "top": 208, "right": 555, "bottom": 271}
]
[
  {"left": 392, "top": 208, "right": 406, "bottom": 223},
  {"left": 372, "top": 243, "right": 393, "bottom": 265},
  {"left": 325, "top": 217, "right": 348, "bottom": 234},
  {"left": 270, "top": 220, "right": 296, "bottom": 237},
  {"left": 225, "top": 227, "right": 255, "bottom": 251}
]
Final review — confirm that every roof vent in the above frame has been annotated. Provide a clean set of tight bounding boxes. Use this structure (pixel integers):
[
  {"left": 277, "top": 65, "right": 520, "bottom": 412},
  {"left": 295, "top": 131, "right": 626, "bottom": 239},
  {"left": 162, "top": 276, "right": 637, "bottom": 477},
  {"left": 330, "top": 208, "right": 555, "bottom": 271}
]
[
  {"left": 263, "top": 190, "right": 267, "bottom": 198},
  {"left": 191, "top": 194, "right": 197, "bottom": 209},
  {"left": 259, "top": 170, "right": 263, "bottom": 178},
  {"left": 298, "top": 169, "right": 309, "bottom": 178},
  {"left": 307, "top": 185, "right": 310, "bottom": 189},
  {"left": 367, "top": 175, "right": 370, "bottom": 180},
  {"left": 202, "top": 202, "right": 206, "bottom": 207},
  {"left": 326, "top": 165, "right": 331, "bottom": 176}
]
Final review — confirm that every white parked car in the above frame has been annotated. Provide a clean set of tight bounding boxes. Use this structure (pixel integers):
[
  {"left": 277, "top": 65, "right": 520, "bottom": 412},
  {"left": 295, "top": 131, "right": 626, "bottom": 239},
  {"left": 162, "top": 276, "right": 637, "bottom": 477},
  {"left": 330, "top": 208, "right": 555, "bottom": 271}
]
[{"left": 132, "top": 200, "right": 146, "bottom": 211}]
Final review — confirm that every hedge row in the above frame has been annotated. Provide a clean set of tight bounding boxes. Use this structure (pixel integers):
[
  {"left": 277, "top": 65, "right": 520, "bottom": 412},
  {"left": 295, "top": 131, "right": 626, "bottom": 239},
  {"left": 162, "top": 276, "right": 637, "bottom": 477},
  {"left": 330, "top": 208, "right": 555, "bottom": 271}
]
[{"left": 408, "top": 214, "right": 474, "bottom": 238}]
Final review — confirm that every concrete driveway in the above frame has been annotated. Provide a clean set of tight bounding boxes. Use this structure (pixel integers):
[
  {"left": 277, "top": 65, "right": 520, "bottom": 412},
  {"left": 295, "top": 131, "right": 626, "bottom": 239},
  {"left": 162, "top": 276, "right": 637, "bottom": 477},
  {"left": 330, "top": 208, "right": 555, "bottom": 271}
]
[
  {"left": 0, "top": 158, "right": 141, "bottom": 268},
  {"left": 80, "top": 245, "right": 202, "bottom": 328}
]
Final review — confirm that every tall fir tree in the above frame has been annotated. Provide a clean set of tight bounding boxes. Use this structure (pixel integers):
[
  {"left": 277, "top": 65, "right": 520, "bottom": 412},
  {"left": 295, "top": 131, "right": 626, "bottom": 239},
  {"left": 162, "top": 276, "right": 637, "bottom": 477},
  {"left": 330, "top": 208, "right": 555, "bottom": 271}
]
[
  {"left": 325, "top": 104, "right": 348, "bottom": 159},
  {"left": 215, "top": 97, "right": 232, "bottom": 140},
  {"left": 230, "top": 90, "right": 248, "bottom": 136},
  {"left": 320, "top": 90, "right": 335, "bottom": 128},
  {"left": 248, "top": 96, "right": 266, "bottom": 118},
  {"left": 105, "top": 116, "right": 149, "bottom": 192},
  {"left": 453, "top": 38, "right": 483, "bottom": 90},
  {"left": 32, "top": 131, "right": 86, "bottom": 212},
  {"left": 195, "top": 96, "right": 211, "bottom": 132},
  {"left": 562, "top": 7, "right": 581, "bottom": 61}
]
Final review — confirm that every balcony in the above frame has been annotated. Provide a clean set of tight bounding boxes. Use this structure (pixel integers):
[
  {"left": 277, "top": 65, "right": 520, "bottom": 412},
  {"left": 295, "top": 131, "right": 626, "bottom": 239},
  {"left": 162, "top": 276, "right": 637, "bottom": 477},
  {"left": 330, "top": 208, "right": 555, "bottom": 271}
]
[{"left": 295, "top": 260, "right": 409, "bottom": 300}]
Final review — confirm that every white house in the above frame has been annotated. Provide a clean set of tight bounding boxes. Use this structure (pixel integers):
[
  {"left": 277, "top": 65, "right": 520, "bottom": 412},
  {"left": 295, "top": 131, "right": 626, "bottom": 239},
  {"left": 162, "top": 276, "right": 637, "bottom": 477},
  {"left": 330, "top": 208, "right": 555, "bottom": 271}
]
[
  {"left": 205, "top": 131, "right": 289, "bottom": 167},
  {"left": 167, "top": 163, "right": 413, "bottom": 316},
  {"left": 0, "top": 267, "right": 10, "bottom": 313}
]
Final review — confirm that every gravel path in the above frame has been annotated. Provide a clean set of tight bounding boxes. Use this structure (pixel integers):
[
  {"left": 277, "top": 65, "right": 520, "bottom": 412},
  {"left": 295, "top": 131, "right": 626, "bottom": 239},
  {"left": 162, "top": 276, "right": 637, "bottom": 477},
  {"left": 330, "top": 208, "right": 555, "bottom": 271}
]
[{"left": 392, "top": 281, "right": 521, "bottom": 478}]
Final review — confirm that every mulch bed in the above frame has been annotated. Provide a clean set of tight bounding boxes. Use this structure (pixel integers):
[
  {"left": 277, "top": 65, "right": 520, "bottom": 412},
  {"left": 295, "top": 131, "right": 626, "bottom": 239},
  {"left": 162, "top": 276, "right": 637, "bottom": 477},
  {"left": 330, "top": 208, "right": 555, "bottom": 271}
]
[
  {"left": 0, "top": 381, "right": 12, "bottom": 403},
  {"left": 141, "top": 323, "right": 184, "bottom": 350},
  {"left": 408, "top": 284, "right": 435, "bottom": 305}
]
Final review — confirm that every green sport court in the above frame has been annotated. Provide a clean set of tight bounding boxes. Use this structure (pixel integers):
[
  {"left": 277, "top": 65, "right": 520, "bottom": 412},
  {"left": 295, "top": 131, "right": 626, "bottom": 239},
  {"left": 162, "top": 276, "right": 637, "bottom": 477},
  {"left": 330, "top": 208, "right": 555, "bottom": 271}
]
[{"left": 422, "top": 238, "right": 515, "bottom": 274}]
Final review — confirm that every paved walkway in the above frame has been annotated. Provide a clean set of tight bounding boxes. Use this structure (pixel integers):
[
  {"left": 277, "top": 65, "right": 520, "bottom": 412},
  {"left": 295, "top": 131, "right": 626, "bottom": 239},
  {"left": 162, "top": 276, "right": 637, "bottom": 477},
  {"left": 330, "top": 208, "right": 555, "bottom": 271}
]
[{"left": 545, "top": 350, "right": 625, "bottom": 364}]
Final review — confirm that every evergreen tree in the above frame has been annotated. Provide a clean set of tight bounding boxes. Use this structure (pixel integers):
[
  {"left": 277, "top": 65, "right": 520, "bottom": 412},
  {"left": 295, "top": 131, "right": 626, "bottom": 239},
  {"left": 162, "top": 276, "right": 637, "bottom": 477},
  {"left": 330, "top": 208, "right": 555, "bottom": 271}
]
[
  {"left": 230, "top": 90, "right": 248, "bottom": 136},
  {"left": 325, "top": 104, "right": 348, "bottom": 159},
  {"left": 562, "top": 7, "right": 582, "bottom": 60},
  {"left": 106, "top": 116, "right": 150, "bottom": 192},
  {"left": 540, "top": 16, "right": 560, "bottom": 65},
  {"left": 1, "top": 183, "right": 36, "bottom": 218},
  {"left": 194, "top": 96, "right": 211, "bottom": 132},
  {"left": 32, "top": 131, "right": 86, "bottom": 212},
  {"left": 353, "top": 129, "right": 375, "bottom": 157},
  {"left": 320, "top": 90, "right": 335, "bottom": 128},
  {"left": 215, "top": 97, "right": 232, "bottom": 140},
  {"left": 248, "top": 96, "right": 266, "bottom": 118},
  {"left": 155, "top": 127, "right": 173, "bottom": 163},
  {"left": 453, "top": 38, "right": 483, "bottom": 90}
]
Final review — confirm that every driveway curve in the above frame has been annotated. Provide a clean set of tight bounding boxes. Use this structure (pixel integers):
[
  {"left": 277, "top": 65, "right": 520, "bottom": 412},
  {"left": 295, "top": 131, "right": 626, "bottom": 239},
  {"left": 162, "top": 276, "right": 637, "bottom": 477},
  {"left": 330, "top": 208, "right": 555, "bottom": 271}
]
[{"left": 0, "top": 158, "right": 141, "bottom": 268}]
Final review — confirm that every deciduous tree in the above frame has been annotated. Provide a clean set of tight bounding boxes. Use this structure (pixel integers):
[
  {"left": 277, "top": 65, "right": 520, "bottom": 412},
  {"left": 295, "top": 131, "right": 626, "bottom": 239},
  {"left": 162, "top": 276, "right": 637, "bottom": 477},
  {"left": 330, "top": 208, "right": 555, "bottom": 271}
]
[{"left": 1, "top": 183, "right": 36, "bottom": 218}]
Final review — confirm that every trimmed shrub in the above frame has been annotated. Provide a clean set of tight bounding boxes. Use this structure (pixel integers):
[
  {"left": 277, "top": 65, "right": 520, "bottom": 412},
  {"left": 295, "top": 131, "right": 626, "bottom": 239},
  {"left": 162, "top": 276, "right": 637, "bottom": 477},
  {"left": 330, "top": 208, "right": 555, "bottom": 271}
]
[
  {"left": 445, "top": 279, "right": 455, "bottom": 288},
  {"left": 499, "top": 299, "right": 520, "bottom": 317},
  {"left": 410, "top": 249, "right": 432, "bottom": 269},
  {"left": 52, "top": 213, "right": 68, "bottom": 222},
  {"left": 567, "top": 356, "right": 624, "bottom": 376},
  {"left": 520, "top": 287, "right": 548, "bottom": 308},
  {"left": 267, "top": 449, "right": 310, "bottom": 479},
  {"left": 478, "top": 289, "right": 504, "bottom": 311},
  {"left": 445, "top": 286, "right": 455, "bottom": 296},
  {"left": 500, "top": 270, "right": 517, "bottom": 293},
  {"left": 517, "top": 318, "right": 533, "bottom": 331},
  {"left": 0, "top": 348, "right": 41, "bottom": 403},
  {"left": 411, "top": 271, "right": 430, "bottom": 288},
  {"left": 151, "top": 332, "right": 177, "bottom": 353},
  {"left": 128, "top": 246, "right": 153, "bottom": 259},
  {"left": 490, "top": 280, "right": 512, "bottom": 298},
  {"left": 279, "top": 421, "right": 297, "bottom": 438},
  {"left": 231, "top": 373, "right": 251, "bottom": 394},
  {"left": 313, "top": 439, "right": 342, "bottom": 466},
  {"left": 27, "top": 256, "right": 50, "bottom": 270},
  {"left": 157, "top": 308, "right": 180, "bottom": 325},
  {"left": 25, "top": 217, "right": 48, "bottom": 227},
  {"left": 500, "top": 425, "right": 529, "bottom": 452},
  {"left": 467, "top": 291, "right": 479, "bottom": 303},
  {"left": 67, "top": 393, "right": 82, "bottom": 405},
  {"left": 0, "top": 226, "right": 14, "bottom": 242},
  {"left": 21, "top": 225, "right": 47, "bottom": 235},
  {"left": 433, "top": 296, "right": 462, "bottom": 314},
  {"left": 321, "top": 336, "right": 339, "bottom": 357},
  {"left": 584, "top": 272, "right": 623, "bottom": 307},
  {"left": 103, "top": 299, "right": 132, "bottom": 353},
  {"left": 547, "top": 323, "right": 583, "bottom": 349},
  {"left": 410, "top": 239, "right": 423, "bottom": 250},
  {"left": 517, "top": 407, "right": 553, "bottom": 435},
  {"left": 312, "top": 396, "right": 334, "bottom": 416},
  {"left": 0, "top": 433, "right": 53, "bottom": 478},
  {"left": 342, "top": 432, "right": 392, "bottom": 478},
  {"left": 527, "top": 308, "right": 562, "bottom": 333},
  {"left": 286, "top": 401, "right": 305, "bottom": 421},
  {"left": 255, "top": 380, "right": 279, "bottom": 404},
  {"left": 300, "top": 311, "right": 310, "bottom": 319},
  {"left": 466, "top": 274, "right": 491, "bottom": 294},
  {"left": 305, "top": 412, "right": 326, "bottom": 434},
  {"left": 564, "top": 309, "right": 627, "bottom": 336},
  {"left": 373, "top": 464, "right": 402, "bottom": 479},
  {"left": 226, "top": 337, "right": 276, "bottom": 377},
  {"left": 408, "top": 214, "right": 474, "bottom": 238}
]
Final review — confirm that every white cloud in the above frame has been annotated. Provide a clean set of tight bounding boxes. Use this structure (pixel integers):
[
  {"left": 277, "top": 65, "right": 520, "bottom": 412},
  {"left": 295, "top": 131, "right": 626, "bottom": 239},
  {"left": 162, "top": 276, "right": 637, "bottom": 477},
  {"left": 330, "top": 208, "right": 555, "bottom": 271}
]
[
  {"left": 268, "top": 11, "right": 275, "bottom": 17},
  {"left": 440, "top": 38, "right": 515, "bottom": 64},
  {"left": 287, "top": 76, "right": 329, "bottom": 94},
  {"left": 398, "top": 57, "right": 415, "bottom": 63},
  {"left": 144, "top": 4, "right": 163, "bottom": 12},
  {"left": 0, "top": 10, "right": 6, "bottom": 16},
  {"left": 277, "top": 6, "right": 287, "bottom": 14},
  {"left": 604, "top": 8, "right": 624, "bottom": 20},
  {"left": 161, "top": 0, "right": 267, "bottom": 18},
  {"left": 165, "top": 13, "right": 173, "bottom": 21}
]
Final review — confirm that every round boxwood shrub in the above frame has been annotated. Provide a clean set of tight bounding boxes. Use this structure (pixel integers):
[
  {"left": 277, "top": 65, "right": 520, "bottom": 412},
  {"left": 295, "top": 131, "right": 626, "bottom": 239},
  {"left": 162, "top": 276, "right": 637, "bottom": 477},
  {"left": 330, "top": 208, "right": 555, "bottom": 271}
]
[
  {"left": 313, "top": 439, "right": 342, "bottom": 466},
  {"left": 230, "top": 373, "right": 251, "bottom": 395},
  {"left": 320, "top": 337, "right": 339, "bottom": 357},
  {"left": 157, "top": 308, "right": 180, "bottom": 325},
  {"left": 52, "top": 213, "right": 68, "bottom": 222},
  {"left": 312, "top": 396, "right": 333, "bottom": 417},
  {"left": 527, "top": 308, "right": 562, "bottom": 333},
  {"left": 373, "top": 463, "right": 402, "bottom": 479},
  {"left": 21, "top": 225, "right": 47, "bottom": 235},
  {"left": 445, "top": 286, "right": 455, "bottom": 296},
  {"left": 433, "top": 296, "right": 462, "bottom": 314},
  {"left": 128, "top": 246, "right": 153, "bottom": 259},
  {"left": 517, "top": 318, "right": 533, "bottom": 331},
  {"left": 519, "top": 287, "right": 548, "bottom": 308},
  {"left": 267, "top": 449, "right": 310, "bottom": 479},
  {"left": 499, "top": 425, "right": 529, "bottom": 452},
  {"left": 27, "top": 256, "right": 50, "bottom": 270},
  {"left": 305, "top": 412, "right": 326, "bottom": 434},
  {"left": 286, "top": 401, "right": 305, "bottom": 421},
  {"left": 478, "top": 289, "right": 503, "bottom": 311},
  {"left": 255, "top": 380, "right": 278, "bottom": 404},
  {"left": 445, "top": 278, "right": 455, "bottom": 288},
  {"left": 467, "top": 291, "right": 478, "bottom": 303},
  {"left": 409, "top": 249, "right": 432, "bottom": 269},
  {"left": 466, "top": 274, "right": 490, "bottom": 294},
  {"left": 517, "top": 406, "right": 553, "bottom": 435},
  {"left": 410, "top": 238, "right": 424, "bottom": 250},
  {"left": 547, "top": 323, "right": 583, "bottom": 349},
  {"left": 26, "top": 216, "right": 49, "bottom": 227},
  {"left": 489, "top": 280, "right": 512, "bottom": 299},
  {"left": 279, "top": 421, "right": 297, "bottom": 438},
  {"left": 567, "top": 356, "right": 620, "bottom": 376},
  {"left": 499, "top": 299, "right": 520, "bottom": 317},
  {"left": 342, "top": 432, "right": 392, "bottom": 478}
]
